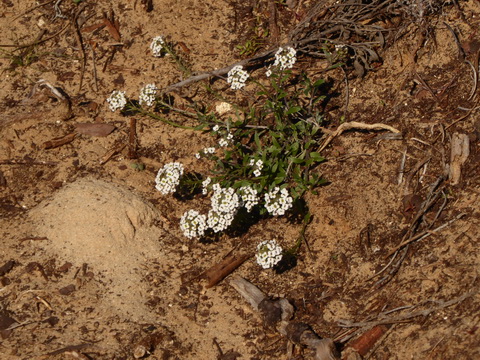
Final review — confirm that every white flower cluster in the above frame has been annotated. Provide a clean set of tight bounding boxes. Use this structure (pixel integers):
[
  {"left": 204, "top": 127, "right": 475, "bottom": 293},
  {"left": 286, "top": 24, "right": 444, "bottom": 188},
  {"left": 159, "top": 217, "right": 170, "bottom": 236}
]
[
  {"left": 227, "top": 65, "right": 249, "bottom": 90},
  {"left": 256, "top": 240, "right": 283, "bottom": 269},
  {"left": 249, "top": 158, "right": 264, "bottom": 177},
  {"left": 264, "top": 187, "right": 293, "bottom": 216},
  {"left": 273, "top": 47, "right": 297, "bottom": 70},
  {"left": 207, "top": 208, "right": 235, "bottom": 233},
  {"left": 206, "top": 185, "right": 240, "bottom": 233},
  {"left": 195, "top": 146, "right": 216, "bottom": 159},
  {"left": 202, "top": 177, "right": 212, "bottom": 195},
  {"left": 155, "top": 162, "right": 184, "bottom": 195},
  {"left": 150, "top": 35, "right": 167, "bottom": 57},
  {"left": 238, "top": 186, "right": 259, "bottom": 212},
  {"left": 139, "top": 83, "right": 157, "bottom": 107},
  {"left": 106, "top": 90, "right": 127, "bottom": 112},
  {"left": 211, "top": 184, "right": 240, "bottom": 214},
  {"left": 180, "top": 210, "right": 207, "bottom": 238}
]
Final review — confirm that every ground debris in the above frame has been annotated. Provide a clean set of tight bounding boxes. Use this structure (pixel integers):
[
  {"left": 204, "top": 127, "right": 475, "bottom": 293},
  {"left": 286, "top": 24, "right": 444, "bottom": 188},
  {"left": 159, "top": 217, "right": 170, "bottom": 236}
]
[
  {"left": 230, "top": 275, "right": 339, "bottom": 360},
  {"left": 448, "top": 132, "right": 469, "bottom": 185}
]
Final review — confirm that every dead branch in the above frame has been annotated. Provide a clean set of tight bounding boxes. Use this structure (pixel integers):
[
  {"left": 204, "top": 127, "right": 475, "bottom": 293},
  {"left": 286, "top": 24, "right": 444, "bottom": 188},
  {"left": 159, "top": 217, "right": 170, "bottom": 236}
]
[
  {"left": 43, "top": 133, "right": 77, "bottom": 149},
  {"left": 72, "top": 3, "right": 88, "bottom": 93},
  {"left": 343, "top": 325, "right": 390, "bottom": 357},
  {"left": 99, "top": 143, "right": 127, "bottom": 165},
  {"left": 204, "top": 253, "right": 250, "bottom": 288},
  {"left": 230, "top": 275, "right": 339, "bottom": 360},
  {"left": 319, "top": 121, "right": 401, "bottom": 152},
  {"left": 128, "top": 118, "right": 138, "bottom": 159}
]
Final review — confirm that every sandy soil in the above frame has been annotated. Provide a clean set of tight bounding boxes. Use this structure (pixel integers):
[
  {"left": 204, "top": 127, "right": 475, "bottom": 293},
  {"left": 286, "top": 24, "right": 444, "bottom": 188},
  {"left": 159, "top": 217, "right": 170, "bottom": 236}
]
[{"left": 1, "top": 0, "right": 479, "bottom": 359}]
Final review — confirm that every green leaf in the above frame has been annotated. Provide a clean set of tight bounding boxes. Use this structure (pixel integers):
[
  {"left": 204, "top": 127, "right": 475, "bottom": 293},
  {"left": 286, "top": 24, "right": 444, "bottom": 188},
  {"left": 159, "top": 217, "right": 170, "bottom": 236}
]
[
  {"left": 271, "top": 161, "right": 278, "bottom": 173},
  {"left": 290, "top": 157, "right": 305, "bottom": 164},
  {"left": 286, "top": 106, "right": 302, "bottom": 116},
  {"left": 274, "top": 176, "right": 284, "bottom": 185},
  {"left": 254, "top": 131, "right": 262, "bottom": 150},
  {"left": 309, "top": 152, "right": 325, "bottom": 162}
]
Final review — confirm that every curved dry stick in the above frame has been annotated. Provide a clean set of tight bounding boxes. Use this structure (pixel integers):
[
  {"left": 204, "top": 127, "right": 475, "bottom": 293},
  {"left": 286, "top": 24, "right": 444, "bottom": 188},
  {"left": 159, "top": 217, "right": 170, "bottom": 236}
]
[{"left": 319, "top": 121, "right": 401, "bottom": 152}]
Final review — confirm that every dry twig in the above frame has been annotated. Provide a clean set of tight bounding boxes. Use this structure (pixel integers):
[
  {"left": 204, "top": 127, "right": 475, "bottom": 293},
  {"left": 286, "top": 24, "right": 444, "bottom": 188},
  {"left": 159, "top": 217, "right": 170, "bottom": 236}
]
[{"left": 319, "top": 121, "right": 400, "bottom": 152}]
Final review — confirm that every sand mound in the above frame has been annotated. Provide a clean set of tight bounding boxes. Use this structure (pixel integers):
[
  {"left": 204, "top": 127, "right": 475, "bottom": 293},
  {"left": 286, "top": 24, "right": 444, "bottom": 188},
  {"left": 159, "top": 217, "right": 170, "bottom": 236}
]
[{"left": 30, "top": 178, "right": 165, "bottom": 320}]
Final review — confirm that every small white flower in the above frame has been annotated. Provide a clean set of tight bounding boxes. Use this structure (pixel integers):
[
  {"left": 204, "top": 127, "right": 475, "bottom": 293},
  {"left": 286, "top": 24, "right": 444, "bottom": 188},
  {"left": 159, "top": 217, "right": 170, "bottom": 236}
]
[
  {"left": 212, "top": 125, "right": 220, "bottom": 132},
  {"left": 204, "top": 147, "right": 216, "bottom": 154},
  {"left": 251, "top": 159, "right": 263, "bottom": 177},
  {"left": 273, "top": 46, "right": 297, "bottom": 70},
  {"left": 227, "top": 65, "right": 249, "bottom": 90},
  {"left": 218, "top": 133, "right": 234, "bottom": 148},
  {"left": 264, "top": 187, "right": 293, "bottom": 216},
  {"left": 195, "top": 153, "right": 201, "bottom": 159},
  {"left": 256, "top": 240, "right": 283, "bottom": 269},
  {"left": 218, "top": 138, "right": 228, "bottom": 147},
  {"left": 266, "top": 68, "right": 272, "bottom": 77},
  {"left": 106, "top": 90, "right": 127, "bottom": 112},
  {"left": 150, "top": 35, "right": 166, "bottom": 57},
  {"left": 202, "top": 177, "right": 212, "bottom": 195},
  {"left": 139, "top": 83, "right": 157, "bottom": 107},
  {"left": 180, "top": 210, "right": 207, "bottom": 238},
  {"left": 155, "top": 162, "right": 184, "bottom": 195}
]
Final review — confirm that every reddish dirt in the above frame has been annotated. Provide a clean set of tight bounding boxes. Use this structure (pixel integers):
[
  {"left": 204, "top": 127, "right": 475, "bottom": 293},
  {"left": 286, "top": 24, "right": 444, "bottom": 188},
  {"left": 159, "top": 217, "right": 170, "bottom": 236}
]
[{"left": 1, "top": 1, "right": 479, "bottom": 359}]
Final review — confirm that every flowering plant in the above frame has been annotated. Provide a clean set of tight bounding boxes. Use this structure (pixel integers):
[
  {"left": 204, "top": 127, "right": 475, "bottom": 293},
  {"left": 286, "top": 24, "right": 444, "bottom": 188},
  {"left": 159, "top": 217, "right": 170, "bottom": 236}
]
[{"left": 106, "top": 41, "right": 333, "bottom": 256}]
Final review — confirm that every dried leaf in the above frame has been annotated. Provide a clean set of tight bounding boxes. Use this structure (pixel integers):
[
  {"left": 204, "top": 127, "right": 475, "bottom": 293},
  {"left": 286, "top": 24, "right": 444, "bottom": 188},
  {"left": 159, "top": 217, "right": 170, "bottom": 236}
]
[
  {"left": 102, "top": 17, "right": 121, "bottom": 41},
  {"left": 75, "top": 123, "right": 116, "bottom": 137}
]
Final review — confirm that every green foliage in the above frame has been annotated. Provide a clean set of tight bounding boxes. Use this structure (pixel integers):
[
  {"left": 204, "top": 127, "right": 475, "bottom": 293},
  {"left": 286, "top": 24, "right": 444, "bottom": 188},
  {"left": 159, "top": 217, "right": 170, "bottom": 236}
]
[{"left": 199, "top": 70, "right": 328, "bottom": 203}]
